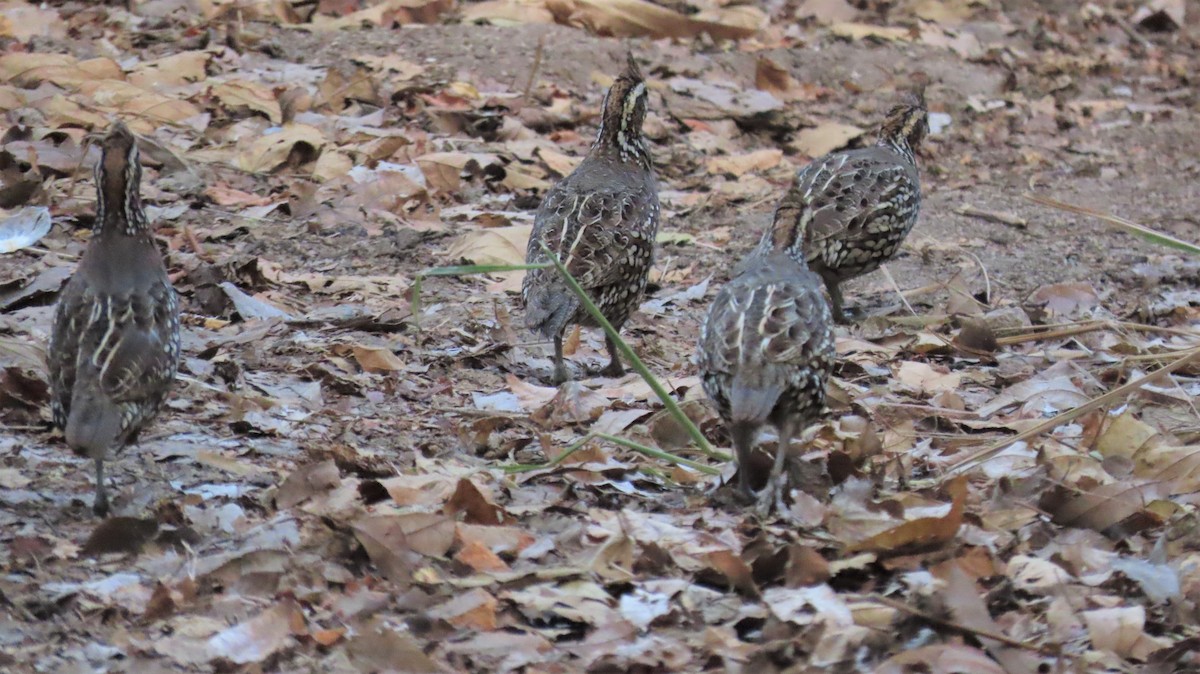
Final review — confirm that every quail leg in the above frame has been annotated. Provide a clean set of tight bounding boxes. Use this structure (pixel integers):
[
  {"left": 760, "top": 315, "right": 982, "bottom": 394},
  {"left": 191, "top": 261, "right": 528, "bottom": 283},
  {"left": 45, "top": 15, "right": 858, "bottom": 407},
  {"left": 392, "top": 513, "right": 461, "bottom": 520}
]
[
  {"left": 827, "top": 282, "right": 851, "bottom": 325},
  {"left": 600, "top": 334, "right": 625, "bottom": 378},
  {"left": 755, "top": 430, "right": 791, "bottom": 518},
  {"left": 93, "top": 457, "right": 109, "bottom": 517},
  {"left": 730, "top": 424, "right": 758, "bottom": 501},
  {"left": 552, "top": 334, "right": 570, "bottom": 385}
]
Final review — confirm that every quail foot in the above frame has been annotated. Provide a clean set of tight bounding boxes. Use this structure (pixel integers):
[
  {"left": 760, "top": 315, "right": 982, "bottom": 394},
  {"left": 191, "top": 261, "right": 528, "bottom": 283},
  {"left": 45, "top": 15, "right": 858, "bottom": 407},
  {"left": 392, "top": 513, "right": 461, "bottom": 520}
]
[
  {"left": 757, "top": 86, "right": 929, "bottom": 323},
  {"left": 48, "top": 121, "right": 182, "bottom": 517},
  {"left": 522, "top": 54, "right": 660, "bottom": 384}
]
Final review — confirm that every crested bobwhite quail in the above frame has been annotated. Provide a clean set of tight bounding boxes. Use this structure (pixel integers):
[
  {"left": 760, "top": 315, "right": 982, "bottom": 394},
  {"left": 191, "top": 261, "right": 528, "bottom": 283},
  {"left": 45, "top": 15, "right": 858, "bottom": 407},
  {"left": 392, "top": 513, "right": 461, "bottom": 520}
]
[
  {"left": 48, "top": 121, "right": 182, "bottom": 517},
  {"left": 522, "top": 54, "right": 659, "bottom": 384},
  {"left": 698, "top": 209, "right": 835, "bottom": 514},
  {"left": 760, "top": 87, "right": 928, "bottom": 323}
]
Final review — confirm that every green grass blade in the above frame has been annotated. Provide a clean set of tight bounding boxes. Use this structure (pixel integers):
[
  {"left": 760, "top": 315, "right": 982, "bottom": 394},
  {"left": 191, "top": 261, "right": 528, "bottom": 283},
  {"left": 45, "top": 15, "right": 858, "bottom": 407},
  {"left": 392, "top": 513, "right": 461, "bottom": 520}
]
[
  {"left": 536, "top": 241, "right": 726, "bottom": 461},
  {"left": 1026, "top": 194, "right": 1200, "bottom": 256},
  {"left": 594, "top": 433, "right": 722, "bottom": 475},
  {"left": 410, "top": 262, "right": 552, "bottom": 329},
  {"left": 502, "top": 433, "right": 595, "bottom": 473}
]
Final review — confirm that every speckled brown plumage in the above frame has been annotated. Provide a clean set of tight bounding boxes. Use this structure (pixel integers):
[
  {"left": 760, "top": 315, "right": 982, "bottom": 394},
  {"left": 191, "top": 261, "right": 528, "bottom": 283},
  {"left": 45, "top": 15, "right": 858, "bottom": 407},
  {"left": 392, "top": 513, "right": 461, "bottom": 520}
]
[
  {"left": 698, "top": 210, "right": 835, "bottom": 511},
  {"left": 522, "top": 54, "right": 660, "bottom": 384},
  {"left": 48, "top": 121, "right": 181, "bottom": 516},
  {"left": 759, "top": 88, "right": 928, "bottom": 323}
]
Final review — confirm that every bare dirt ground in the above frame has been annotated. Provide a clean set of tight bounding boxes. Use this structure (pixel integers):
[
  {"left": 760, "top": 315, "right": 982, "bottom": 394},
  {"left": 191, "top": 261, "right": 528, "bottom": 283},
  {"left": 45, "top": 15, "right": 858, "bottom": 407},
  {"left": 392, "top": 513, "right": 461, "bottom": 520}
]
[{"left": 1, "top": 0, "right": 1199, "bottom": 672}]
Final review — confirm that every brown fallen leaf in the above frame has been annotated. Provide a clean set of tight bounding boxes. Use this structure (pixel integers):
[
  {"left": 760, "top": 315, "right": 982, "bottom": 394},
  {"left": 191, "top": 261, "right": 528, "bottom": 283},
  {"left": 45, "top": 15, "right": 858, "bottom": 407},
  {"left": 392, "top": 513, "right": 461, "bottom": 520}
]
[
  {"left": 704, "top": 549, "right": 760, "bottom": 598},
  {"left": 792, "top": 121, "right": 864, "bottom": 158},
  {"left": 845, "top": 476, "right": 967, "bottom": 554},
  {"left": 345, "top": 343, "right": 406, "bottom": 373},
  {"left": 455, "top": 538, "right": 511, "bottom": 573},
  {"left": 875, "top": 644, "right": 1006, "bottom": 674},
  {"left": 428, "top": 588, "right": 500, "bottom": 631},
  {"left": 706, "top": 149, "right": 783, "bottom": 177},
  {"left": 937, "top": 563, "right": 1040, "bottom": 673},
  {"left": 445, "top": 478, "right": 512, "bottom": 525},
  {"left": 275, "top": 460, "right": 341, "bottom": 510},
  {"left": 828, "top": 22, "right": 913, "bottom": 41}
]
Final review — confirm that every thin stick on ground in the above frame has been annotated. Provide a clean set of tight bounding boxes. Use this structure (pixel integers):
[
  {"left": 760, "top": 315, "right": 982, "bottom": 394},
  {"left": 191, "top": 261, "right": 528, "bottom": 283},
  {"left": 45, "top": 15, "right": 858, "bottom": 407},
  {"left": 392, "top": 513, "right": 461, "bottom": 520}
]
[
  {"left": 946, "top": 346, "right": 1200, "bottom": 475},
  {"left": 522, "top": 34, "right": 546, "bottom": 103},
  {"left": 864, "top": 594, "right": 1042, "bottom": 652}
]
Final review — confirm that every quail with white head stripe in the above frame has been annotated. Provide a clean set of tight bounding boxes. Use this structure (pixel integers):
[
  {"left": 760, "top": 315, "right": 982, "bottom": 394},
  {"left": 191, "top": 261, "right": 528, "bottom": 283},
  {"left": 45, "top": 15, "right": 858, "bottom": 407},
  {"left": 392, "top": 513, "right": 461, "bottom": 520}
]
[
  {"left": 756, "top": 86, "right": 929, "bottom": 323},
  {"left": 522, "top": 53, "right": 660, "bottom": 384},
  {"left": 698, "top": 202, "right": 836, "bottom": 514},
  {"left": 48, "top": 121, "right": 182, "bottom": 516}
]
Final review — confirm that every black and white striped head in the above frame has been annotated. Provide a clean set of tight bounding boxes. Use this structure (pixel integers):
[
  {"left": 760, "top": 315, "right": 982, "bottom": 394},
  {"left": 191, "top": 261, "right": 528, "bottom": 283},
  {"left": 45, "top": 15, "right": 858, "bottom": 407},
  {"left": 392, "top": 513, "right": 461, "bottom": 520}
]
[
  {"left": 878, "top": 86, "right": 928, "bottom": 161},
  {"left": 594, "top": 53, "right": 651, "bottom": 167},
  {"left": 94, "top": 120, "right": 147, "bottom": 235}
]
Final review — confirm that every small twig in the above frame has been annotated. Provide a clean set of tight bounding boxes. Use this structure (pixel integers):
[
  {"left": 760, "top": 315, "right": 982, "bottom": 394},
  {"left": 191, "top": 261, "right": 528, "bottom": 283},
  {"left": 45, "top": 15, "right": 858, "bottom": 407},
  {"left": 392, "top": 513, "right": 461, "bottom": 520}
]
[
  {"left": 995, "top": 322, "right": 1107, "bottom": 346},
  {"left": 1106, "top": 9, "right": 1153, "bottom": 50},
  {"left": 874, "top": 402, "right": 978, "bottom": 419},
  {"left": 183, "top": 225, "right": 211, "bottom": 262},
  {"left": 431, "top": 406, "right": 525, "bottom": 419},
  {"left": 946, "top": 346, "right": 1200, "bottom": 475},
  {"left": 1168, "top": 374, "right": 1200, "bottom": 424},
  {"left": 879, "top": 264, "right": 919, "bottom": 317},
  {"left": 954, "top": 204, "right": 1027, "bottom": 229},
  {"left": 522, "top": 34, "right": 546, "bottom": 104},
  {"left": 964, "top": 251, "right": 992, "bottom": 306},
  {"left": 863, "top": 594, "right": 1042, "bottom": 652},
  {"left": 21, "top": 246, "right": 79, "bottom": 261}
]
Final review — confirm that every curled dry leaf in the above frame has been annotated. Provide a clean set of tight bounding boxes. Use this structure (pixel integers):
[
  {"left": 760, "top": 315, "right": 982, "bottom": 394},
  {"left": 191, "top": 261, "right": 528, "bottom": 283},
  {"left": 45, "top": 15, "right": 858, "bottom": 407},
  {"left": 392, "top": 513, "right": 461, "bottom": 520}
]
[
  {"left": 207, "top": 598, "right": 304, "bottom": 665},
  {"left": 81, "top": 80, "right": 203, "bottom": 124},
  {"left": 212, "top": 79, "right": 283, "bottom": 124},
  {"left": 128, "top": 51, "right": 211, "bottom": 88},
  {"left": 461, "top": 0, "right": 557, "bottom": 26},
  {"left": 445, "top": 225, "right": 530, "bottom": 267},
  {"left": 237, "top": 124, "right": 326, "bottom": 174},
  {"left": 416, "top": 151, "right": 503, "bottom": 192},
  {"left": 792, "top": 122, "right": 865, "bottom": 158},
  {"left": 828, "top": 22, "right": 913, "bottom": 41},
  {"left": 545, "top": 0, "right": 765, "bottom": 40},
  {"left": 0, "top": 53, "right": 121, "bottom": 88},
  {"left": 1083, "top": 606, "right": 1170, "bottom": 660},
  {"left": 0, "top": 206, "right": 50, "bottom": 253}
]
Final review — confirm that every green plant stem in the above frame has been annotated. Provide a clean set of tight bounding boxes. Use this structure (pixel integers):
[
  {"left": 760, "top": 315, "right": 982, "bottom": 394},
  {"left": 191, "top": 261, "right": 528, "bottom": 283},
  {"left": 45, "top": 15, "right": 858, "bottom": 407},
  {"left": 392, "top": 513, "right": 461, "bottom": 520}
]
[
  {"left": 502, "top": 433, "right": 596, "bottom": 474},
  {"left": 594, "top": 433, "right": 722, "bottom": 475},
  {"left": 537, "top": 241, "right": 722, "bottom": 460},
  {"left": 411, "top": 262, "right": 550, "bottom": 328},
  {"left": 1026, "top": 194, "right": 1200, "bottom": 255}
]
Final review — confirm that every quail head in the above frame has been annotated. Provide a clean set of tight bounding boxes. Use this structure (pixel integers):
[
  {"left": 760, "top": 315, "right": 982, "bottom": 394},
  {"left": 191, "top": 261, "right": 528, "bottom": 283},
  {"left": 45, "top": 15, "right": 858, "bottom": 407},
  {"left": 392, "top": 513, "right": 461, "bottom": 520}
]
[
  {"left": 48, "top": 121, "right": 182, "bottom": 517},
  {"left": 522, "top": 53, "right": 660, "bottom": 384},
  {"left": 698, "top": 212, "right": 836, "bottom": 515},
  {"left": 759, "top": 86, "right": 928, "bottom": 323}
]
